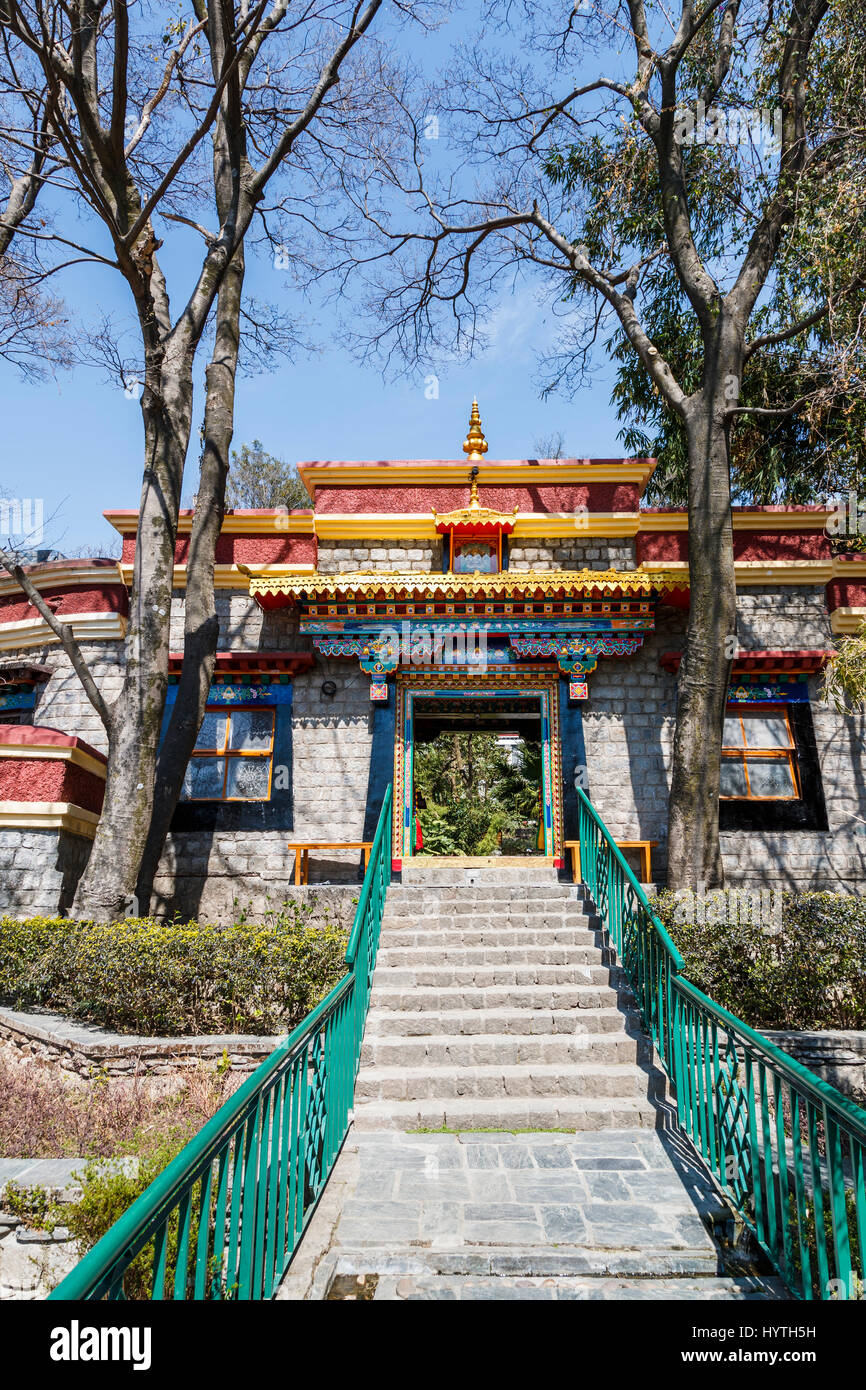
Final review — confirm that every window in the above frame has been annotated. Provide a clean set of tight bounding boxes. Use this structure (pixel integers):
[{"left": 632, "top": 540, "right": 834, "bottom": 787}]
[
  {"left": 451, "top": 538, "right": 500, "bottom": 574},
  {"left": 182, "top": 706, "right": 275, "bottom": 801},
  {"left": 720, "top": 706, "right": 799, "bottom": 800}
]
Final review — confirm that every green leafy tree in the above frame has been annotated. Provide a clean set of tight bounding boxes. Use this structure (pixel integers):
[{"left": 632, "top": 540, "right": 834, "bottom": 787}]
[
  {"left": 356, "top": 0, "right": 866, "bottom": 888},
  {"left": 226, "top": 441, "right": 311, "bottom": 511},
  {"left": 414, "top": 732, "right": 542, "bottom": 855}
]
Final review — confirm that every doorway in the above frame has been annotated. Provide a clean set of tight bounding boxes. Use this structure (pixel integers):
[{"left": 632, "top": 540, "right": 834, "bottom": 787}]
[
  {"left": 392, "top": 676, "right": 563, "bottom": 868},
  {"left": 412, "top": 702, "right": 544, "bottom": 856}
]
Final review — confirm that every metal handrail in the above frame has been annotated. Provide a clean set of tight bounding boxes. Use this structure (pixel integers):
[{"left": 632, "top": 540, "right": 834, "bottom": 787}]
[
  {"left": 577, "top": 786, "right": 866, "bottom": 1301},
  {"left": 50, "top": 785, "right": 393, "bottom": 1301}
]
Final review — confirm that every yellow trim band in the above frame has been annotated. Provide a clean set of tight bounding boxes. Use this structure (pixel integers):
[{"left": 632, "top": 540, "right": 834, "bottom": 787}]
[
  {"left": 0, "top": 744, "right": 106, "bottom": 778},
  {"left": 0, "top": 612, "right": 128, "bottom": 651},
  {"left": 0, "top": 802, "right": 100, "bottom": 838}
]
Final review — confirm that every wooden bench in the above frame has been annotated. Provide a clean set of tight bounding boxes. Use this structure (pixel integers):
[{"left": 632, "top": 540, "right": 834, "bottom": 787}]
[
  {"left": 565, "top": 839, "right": 659, "bottom": 884},
  {"left": 288, "top": 841, "right": 373, "bottom": 885}
]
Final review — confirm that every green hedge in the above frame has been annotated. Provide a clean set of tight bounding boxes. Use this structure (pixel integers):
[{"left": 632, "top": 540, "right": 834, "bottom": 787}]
[
  {"left": 0, "top": 905, "right": 348, "bottom": 1036},
  {"left": 651, "top": 890, "right": 866, "bottom": 1031}
]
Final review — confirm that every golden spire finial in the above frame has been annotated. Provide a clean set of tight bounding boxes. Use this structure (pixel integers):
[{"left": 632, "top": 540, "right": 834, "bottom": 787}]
[{"left": 462, "top": 398, "right": 488, "bottom": 461}]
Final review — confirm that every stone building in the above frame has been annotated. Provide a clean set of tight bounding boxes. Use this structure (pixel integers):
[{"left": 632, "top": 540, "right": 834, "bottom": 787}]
[{"left": 1, "top": 402, "right": 865, "bottom": 921}]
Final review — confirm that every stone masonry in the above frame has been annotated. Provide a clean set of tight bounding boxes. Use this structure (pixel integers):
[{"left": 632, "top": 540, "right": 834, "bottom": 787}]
[
  {"left": 0, "top": 828, "right": 92, "bottom": 918},
  {"left": 278, "top": 864, "right": 788, "bottom": 1302},
  {"left": 508, "top": 536, "right": 635, "bottom": 572}
]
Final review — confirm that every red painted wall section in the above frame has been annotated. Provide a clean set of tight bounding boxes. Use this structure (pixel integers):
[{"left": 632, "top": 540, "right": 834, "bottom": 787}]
[
  {"left": 636, "top": 530, "right": 833, "bottom": 564},
  {"left": 826, "top": 577, "right": 866, "bottom": 611},
  {"left": 312, "top": 482, "right": 641, "bottom": 515},
  {"left": 121, "top": 533, "right": 317, "bottom": 566},
  {"left": 0, "top": 584, "right": 128, "bottom": 624},
  {"left": 0, "top": 758, "right": 105, "bottom": 811},
  {"left": 0, "top": 727, "right": 106, "bottom": 813}
]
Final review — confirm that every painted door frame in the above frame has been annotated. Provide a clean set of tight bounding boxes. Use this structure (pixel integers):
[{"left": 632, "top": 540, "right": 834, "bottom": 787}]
[{"left": 392, "top": 671, "right": 563, "bottom": 869}]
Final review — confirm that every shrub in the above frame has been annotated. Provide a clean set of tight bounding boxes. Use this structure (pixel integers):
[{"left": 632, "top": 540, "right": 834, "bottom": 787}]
[
  {"left": 651, "top": 890, "right": 866, "bottom": 1031},
  {"left": 2, "top": 1181, "right": 56, "bottom": 1229},
  {"left": 0, "top": 1048, "right": 241, "bottom": 1159},
  {"left": 0, "top": 901, "right": 348, "bottom": 1036},
  {"left": 64, "top": 1129, "right": 214, "bottom": 1300}
]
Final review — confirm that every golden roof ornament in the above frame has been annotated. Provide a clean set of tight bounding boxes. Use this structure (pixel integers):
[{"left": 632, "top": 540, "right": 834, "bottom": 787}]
[
  {"left": 462, "top": 398, "right": 488, "bottom": 460},
  {"left": 432, "top": 463, "right": 518, "bottom": 535}
]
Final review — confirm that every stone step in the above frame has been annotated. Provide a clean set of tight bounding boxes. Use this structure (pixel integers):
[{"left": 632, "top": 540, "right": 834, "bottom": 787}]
[
  {"left": 324, "top": 1245, "right": 722, "bottom": 1283},
  {"left": 352, "top": 1095, "right": 659, "bottom": 1132},
  {"left": 399, "top": 862, "right": 564, "bottom": 887},
  {"left": 376, "top": 945, "right": 610, "bottom": 967},
  {"left": 370, "top": 964, "right": 622, "bottom": 989},
  {"left": 383, "top": 886, "right": 585, "bottom": 906},
  {"left": 377, "top": 928, "right": 603, "bottom": 949},
  {"left": 380, "top": 916, "right": 602, "bottom": 936},
  {"left": 365, "top": 1272, "right": 789, "bottom": 1301},
  {"left": 360, "top": 1031, "right": 652, "bottom": 1068},
  {"left": 368, "top": 984, "right": 631, "bottom": 1012},
  {"left": 354, "top": 1063, "right": 665, "bottom": 1102},
  {"left": 364, "top": 1006, "right": 638, "bottom": 1037},
  {"left": 383, "top": 896, "right": 592, "bottom": 916}
]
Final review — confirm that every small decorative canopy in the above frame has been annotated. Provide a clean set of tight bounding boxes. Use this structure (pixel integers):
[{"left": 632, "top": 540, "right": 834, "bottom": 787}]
[
  {"left": 462, "top": 397, "right": 488, "bottom": 461},
  {"left": 432, "top": 468, "right": 518, "bottom": 538}
]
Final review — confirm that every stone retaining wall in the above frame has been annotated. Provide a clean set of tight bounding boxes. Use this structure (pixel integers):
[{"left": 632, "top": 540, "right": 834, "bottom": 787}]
[
  {"left": 0, "top": 1007, "right": 283, "bottom": 1076},
  {"left": 762, "top": 1030, "right": 866, "bottom": 1102}
]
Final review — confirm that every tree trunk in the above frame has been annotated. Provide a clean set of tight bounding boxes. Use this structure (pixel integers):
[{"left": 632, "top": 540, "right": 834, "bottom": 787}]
[
  {"left": 666, "top": 366, "right": 739, "bottom": 891},
  {"left": 135, "top": 245, "right": 245, "bottom": 914},
  {"left": 71, "top": 364, "right": 194, "bottom": 921}
]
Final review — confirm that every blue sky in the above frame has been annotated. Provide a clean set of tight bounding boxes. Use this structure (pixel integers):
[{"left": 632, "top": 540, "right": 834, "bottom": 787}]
[
  {"left": 0, "top": 5, "right": 628, "bottom": 555},
  {"left": 0, "top": 270, "right": 625, "bottom": 557}
]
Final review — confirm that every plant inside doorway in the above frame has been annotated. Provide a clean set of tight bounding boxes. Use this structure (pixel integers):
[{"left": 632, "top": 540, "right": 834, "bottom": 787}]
[{"left": 413, "top": 731, "right": 542, "bottom": 856}]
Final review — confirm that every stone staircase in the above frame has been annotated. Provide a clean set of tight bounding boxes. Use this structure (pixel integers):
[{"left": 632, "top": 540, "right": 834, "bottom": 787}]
[
  {"left": 354, "top": 861, "right": 664, "bottom": 1133},
  {"left": 279, "top": 861, "right": 789, "bottom": 1300}
]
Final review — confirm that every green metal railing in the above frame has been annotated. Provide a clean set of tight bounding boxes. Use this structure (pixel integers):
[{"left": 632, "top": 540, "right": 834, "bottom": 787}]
[
  {"left": 50, "top": 786, "right": 393, "bottom": 1302},
  {"left": 578, "top": 787, "right": 866, "bottom": 1301}
]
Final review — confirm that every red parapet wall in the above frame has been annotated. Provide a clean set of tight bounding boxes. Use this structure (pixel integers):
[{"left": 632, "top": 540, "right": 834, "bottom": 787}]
[
  {"left": 120, "top": 532, "right": 317, "bottom": 567},
  {"left": 0, "top": 757, "right": 104, "bottom": 811},
  {"left": 0, "top": 726, "right": 106, "bottom": 815},
  {"left": 0, "top": 583, "right": 128, "bottom": 624},
  {"left": 637, "top": 529, "right": 833, "bottom": 565},
  {"left": 312, "top": 481, "right": 642, "bottom": 515},
  {"left": 826, "top": 577, "right": 866, "bottom": 612}
]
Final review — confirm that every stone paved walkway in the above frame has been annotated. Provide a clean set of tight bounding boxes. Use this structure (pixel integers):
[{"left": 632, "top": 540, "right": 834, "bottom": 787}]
[
  {"left": 277, "top": 1116, "right": 789, "bottom": 1300},
  {"left": 0, "top": 1158, "right": 83, "bottom": 1194}
]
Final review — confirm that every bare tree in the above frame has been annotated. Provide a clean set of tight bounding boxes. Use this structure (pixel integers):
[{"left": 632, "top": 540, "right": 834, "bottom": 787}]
[
  {"left": 0, "top": 0, "right": 393, "bottom": 918},
  {"left": 0, "top": 34, "right": 75, "bottom": 376},
  {"left": 340, "top": 0, "right": 865, "bottom": 888}
]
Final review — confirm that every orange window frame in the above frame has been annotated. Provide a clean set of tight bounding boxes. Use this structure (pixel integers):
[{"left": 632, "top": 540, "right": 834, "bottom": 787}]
[
  {"left": 720, "top": 703, "right": 800, "bottom": 802},
  {"left": 185, "top": 704, "right": 276, "bottom": 802},
  {"left": 449, "top": 533, "right": 502, "bottom": 573}
]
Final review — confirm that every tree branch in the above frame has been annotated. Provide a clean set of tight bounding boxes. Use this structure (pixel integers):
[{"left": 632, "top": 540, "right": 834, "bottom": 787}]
[{"left": 0, "top": 549, "right": 112, "bottom": 731}]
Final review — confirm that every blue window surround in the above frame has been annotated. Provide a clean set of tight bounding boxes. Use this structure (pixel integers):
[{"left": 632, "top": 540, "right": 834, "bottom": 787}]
[{"left": 163, "top": 682, "right": 294, "bottom": 833}]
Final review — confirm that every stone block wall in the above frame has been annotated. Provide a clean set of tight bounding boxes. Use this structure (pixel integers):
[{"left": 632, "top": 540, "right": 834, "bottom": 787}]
[
  {"left": 150, "top": 657, "right": 375, "bottom": 921},
  {"left": 579, "top": 603, "right": 681, "bottom": 859},
  {"left": 169, "top": 587, "right": 302, "bottom": 650},
  {"left": 581, "top": 585, "right": 866, "bottom": 889},
  {"left": 0, "top": 828, "right": 92, "bottom": 917},
  {"left": 25, "top": 641, "right": 126, "bottom": 756},
  {"left": 508, "top": 536, "right": 635, "bottom": 572},
  {"left": 316, "top": 538, "right": 443, "bottom": 573},
  {"left": 736, "top": 584, "right": 833, "bottom": 650}
]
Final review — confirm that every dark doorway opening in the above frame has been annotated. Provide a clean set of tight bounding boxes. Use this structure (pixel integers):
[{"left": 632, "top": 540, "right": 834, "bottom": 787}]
[{"left": 412, "top": 696, "right": 543, "bottom": 857}]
